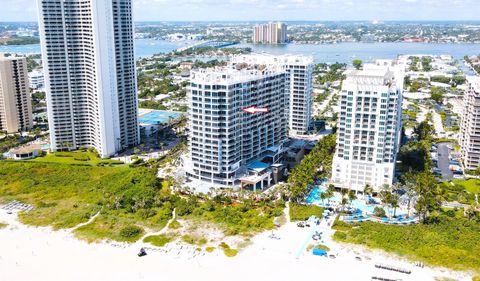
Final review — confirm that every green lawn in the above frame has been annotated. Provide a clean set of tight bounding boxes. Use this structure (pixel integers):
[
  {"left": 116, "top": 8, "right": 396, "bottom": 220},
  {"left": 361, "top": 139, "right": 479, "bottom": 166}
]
[
  {"left": 333, "top": 218, "right": 480, "bottom": 272},
  {"left": 451, "top": 179, "right": 480, "bottom": 194},
  {"left": 289, "top": 202, "right": 324, "bottom": 222},
  {"left": 28, "top": 151, "right": 124, "bottom": 166}
]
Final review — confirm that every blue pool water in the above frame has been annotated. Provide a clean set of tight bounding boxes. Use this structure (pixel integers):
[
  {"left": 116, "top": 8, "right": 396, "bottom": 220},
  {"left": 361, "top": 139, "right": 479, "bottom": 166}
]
[{"left": 138, "top": 110, "right": 183, "bottom": 125}]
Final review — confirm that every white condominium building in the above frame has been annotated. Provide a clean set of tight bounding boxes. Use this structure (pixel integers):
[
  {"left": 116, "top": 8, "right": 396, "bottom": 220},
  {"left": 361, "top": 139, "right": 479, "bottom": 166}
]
[
  {"left": 460, "top": 76, "right": 480, "bottom": 170},
  {"left": 252, "top": 22, "right": 287, "bottom": 44},
  {"left": 186, "top": 63, "right": 289, "bottom": 187},
  {"left": 231, "top": 54, "right": 314, "bottom": 136},
  {"left": 37, "top": 0, "right": 139, "bottom": 158},
  {"left": 0, "top": 54, "right": 33, "bottom": 133},
  {"left": 331, "top": 64, "right": 404, "bottom": 192},
  {"left": 28, "top": 70, "right": 44, "bottom": 90}
]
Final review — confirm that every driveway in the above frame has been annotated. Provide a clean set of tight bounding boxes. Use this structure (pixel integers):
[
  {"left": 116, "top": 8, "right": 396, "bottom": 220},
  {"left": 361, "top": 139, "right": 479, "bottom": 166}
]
[{"left": 437, "top": 143, "right": 453, "bottom": 180}]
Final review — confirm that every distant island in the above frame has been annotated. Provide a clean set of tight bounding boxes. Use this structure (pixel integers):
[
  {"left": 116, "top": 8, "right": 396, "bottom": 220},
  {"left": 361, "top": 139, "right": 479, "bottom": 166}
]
[{"left": 0, "top": 36, "right": 40, "bottom": 46}]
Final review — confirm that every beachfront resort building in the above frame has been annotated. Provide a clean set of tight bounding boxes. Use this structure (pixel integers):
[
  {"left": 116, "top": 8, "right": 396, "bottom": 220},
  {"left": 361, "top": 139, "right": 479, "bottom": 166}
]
[
  {"left": 252, "top": 22, "right": 288, "bottom": 44},
  {"left": 231, "top": 54, "right": 314, "bottom": 136},
  {"left": 460, "top": 76, "right": 480, "bottom": 170},
  {"left": 37, "top": 0, "right": 139, "bottom": 158},
  {"left": 185, "top": 62, "right": 289, "bottom": 189},
  {"left": 331, "top": 63, "right": 404, "bottom": 192},
  {"left": 0, "top": 54, "right": 33, "bottom": 133}
]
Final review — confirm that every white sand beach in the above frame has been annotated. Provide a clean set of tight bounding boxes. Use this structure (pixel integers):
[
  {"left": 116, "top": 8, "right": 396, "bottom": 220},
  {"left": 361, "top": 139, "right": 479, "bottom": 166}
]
[{"left": 0, "top": 210, "right": 472, "bottom": 281}]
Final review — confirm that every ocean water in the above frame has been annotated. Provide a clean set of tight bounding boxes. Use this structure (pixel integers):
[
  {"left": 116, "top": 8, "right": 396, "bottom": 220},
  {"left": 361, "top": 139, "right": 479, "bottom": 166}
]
[{"left": 1, "top": 39, "right": 479, "bottom": 64}]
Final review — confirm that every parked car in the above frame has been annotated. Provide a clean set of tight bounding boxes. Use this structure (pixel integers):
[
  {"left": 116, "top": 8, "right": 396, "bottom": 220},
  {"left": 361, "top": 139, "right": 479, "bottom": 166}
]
[{"left": 452, "top": 170, "right": 465, "bottom": 179}]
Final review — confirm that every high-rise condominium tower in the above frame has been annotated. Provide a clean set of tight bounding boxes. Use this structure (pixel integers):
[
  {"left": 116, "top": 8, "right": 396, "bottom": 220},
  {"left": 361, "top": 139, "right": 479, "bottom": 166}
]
[
  {"left": 0, "top": 54, "right": 33, "bottom": 133},
  {"left": 331, "top": 63, "right": 404, "bottom": 192},
  {"left": 231, "top": 54, "right": 314, "bottom": 136},
  {"left": 460, "top": 76, "right": 480, "bottom": 170},
  {"left": 186, "top": 63, "right": 289, "bottom": 186},
  {"left": 252, "top": 22, "right": 287, "bottom": 44},
  {"left": 37, "top": 0, "right": 139, "bottom": 158}
]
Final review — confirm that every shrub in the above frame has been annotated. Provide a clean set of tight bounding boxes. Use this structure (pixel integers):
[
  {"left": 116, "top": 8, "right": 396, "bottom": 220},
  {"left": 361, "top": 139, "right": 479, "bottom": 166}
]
[
  {"left": 314, "top": 244, "right": 330, "bottom": 252},
  {"left": 168, "top": 220, "right": 182, "bottom": 229},
  {"left": 119, "top": 225, "right": 143, "bottom": 239},
  {"left": 373, "top": 207, "right": 386, "bottom": 218},
  {"left": 333, "top": 231, "right": 347, "bottom": 240},
  {"left": 0, "top": 223, "right": 7, "bottom": 229},
  {"left": 182, "top": 235, "right": 195, "bottom": 244},
  {"left": 198, "top": 238, "right": 207, "bottom": 246},
  {"left": 73, "top": 155, "right": 90, "bottom": 161},
  {"left": 289, "top": 203, "right": 324, "bottom": 222},
  {"left": 223, "top": 248, "right": 238, "bottom": 257},
  {"left": 205, "top": 246, "right": 215, "bottom": 253},
  {"left": 219, "top": 242, "right": 230, "bottom": 249},
  {"left": 332, "top": 219, "right": 480, "bottom": 271},
  {"left": 143, "top": 234, "right": 172, "bottom": 247}
]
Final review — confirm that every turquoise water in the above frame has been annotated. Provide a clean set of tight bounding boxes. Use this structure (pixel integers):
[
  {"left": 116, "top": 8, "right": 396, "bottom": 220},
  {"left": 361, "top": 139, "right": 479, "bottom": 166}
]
[
  {"left": 1, "top": 40, "right": 479, "bottom": 64},
  {"left": 138, "top": 110, "right": 182, "bottom": 125}
]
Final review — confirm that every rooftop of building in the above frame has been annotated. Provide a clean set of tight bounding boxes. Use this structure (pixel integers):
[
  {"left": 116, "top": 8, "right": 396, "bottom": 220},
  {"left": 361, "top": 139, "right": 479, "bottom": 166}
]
[
  {"left": 9, "top": 143, "right": 42, "bottom": 155},
  {"left": 190, "top": 63, "right": 285, "bottom": 84},
  {"left": 231, "top": 53, "right": 314, "bottom": 66},
  {"left": 344, "top": 63, "right": 403, "bottom": 89},
  {"left": 0, "top": 53, "right": 26, "bottom": 61}
]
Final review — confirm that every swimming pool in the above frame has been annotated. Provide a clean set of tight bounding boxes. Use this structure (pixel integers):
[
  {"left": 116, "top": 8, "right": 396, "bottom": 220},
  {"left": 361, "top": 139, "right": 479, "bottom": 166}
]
[
  {"left": 306, "top": 187, "right": 402, "bottom": 215},
  {"left": 138, "top": 110, "right": 183, "bottom": 125}
]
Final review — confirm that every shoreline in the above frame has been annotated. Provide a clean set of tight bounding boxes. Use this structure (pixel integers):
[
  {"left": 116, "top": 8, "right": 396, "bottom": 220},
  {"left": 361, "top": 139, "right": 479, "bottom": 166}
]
[{"left": 0, "top": 210, "right": 473, "bottom": 281}]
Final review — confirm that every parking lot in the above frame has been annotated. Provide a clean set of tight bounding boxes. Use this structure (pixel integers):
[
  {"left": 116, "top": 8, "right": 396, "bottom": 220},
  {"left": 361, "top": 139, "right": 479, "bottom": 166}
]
[
  {"left": 432, "top": 143, "right": 464, "bottom": 181},
  {"left": 436, "top": 143, "right": 454, "bottom": 180}
]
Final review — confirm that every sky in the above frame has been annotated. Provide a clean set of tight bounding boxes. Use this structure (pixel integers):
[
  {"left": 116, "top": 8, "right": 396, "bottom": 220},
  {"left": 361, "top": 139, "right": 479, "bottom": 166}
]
[{"left": 1, "top": 0, "right": 480, "bottom": 22}]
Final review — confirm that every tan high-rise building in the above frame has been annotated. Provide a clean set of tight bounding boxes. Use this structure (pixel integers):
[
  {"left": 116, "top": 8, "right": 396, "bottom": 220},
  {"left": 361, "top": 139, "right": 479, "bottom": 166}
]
[
  {"left": 460, "top": 76, "right": 480, "bottom": 170},
  {"left": 0, "top": 54, "right": 33, "bottom": 133},
  {"left": 253, "top": 22, "right": 287, "bottom": 44}
]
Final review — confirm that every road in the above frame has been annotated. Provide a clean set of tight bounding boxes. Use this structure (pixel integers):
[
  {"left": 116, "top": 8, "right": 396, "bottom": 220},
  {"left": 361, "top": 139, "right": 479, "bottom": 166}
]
[{"left": 437, "top": 143, "right": 453, "bottom": 180}]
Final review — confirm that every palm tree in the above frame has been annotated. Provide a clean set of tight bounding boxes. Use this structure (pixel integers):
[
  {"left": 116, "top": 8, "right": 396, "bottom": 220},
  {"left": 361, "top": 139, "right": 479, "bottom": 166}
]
[
  {"left": 348, "top": 189, "right": 357, "bottom": 208},
  {"left": 363, "top": 184, "right": 373, "bottom": 202},
  {"left": 381, "top": 184, "right": 391, "bottom": 193},
  {"left": 340, "top": 197, "right": 348, "bottom": 211},
  {"left": 405, "top": 186, "right": 416, "bottom": 218},
  {"left": 320, "top": 192, "right": 327, "bottom": 206},
  {"left": 324, "top": 189, "right": 333, "bottom": 204},
  {"left": 327, "top": 184, "right": 336, "bottom": 194},
  {"left": 379, "top": 190, "right": 390, "bottom": 215},
  {"left": 390, "top": 193, "right": 400, "bottom": 218}
]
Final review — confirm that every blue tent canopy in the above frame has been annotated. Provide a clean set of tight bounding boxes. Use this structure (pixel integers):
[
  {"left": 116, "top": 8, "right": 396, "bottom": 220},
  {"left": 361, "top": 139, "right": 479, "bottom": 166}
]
[{"left": 312, "top": 248, "right": 327, "bottom": 256}]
